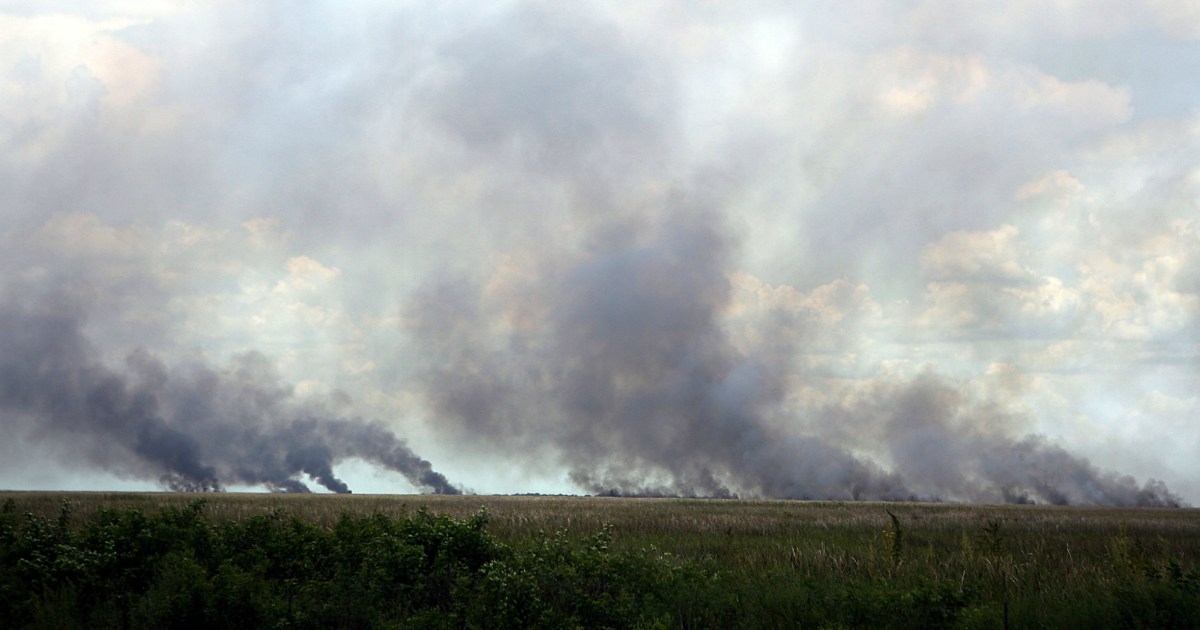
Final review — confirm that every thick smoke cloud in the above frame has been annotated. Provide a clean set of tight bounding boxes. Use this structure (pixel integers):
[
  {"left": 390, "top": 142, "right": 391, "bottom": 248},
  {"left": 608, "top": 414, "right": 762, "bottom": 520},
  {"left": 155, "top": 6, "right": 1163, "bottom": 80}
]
[
  {"left": 1, "top": 2, "right": 1196, "bottom": 504},
  {"left": 410, "top": 205, "right": 1181, "bottom": 506},
  {"left": 0, "top": 294, "right": 457, "bottom": 494},
  {"left": 392, "top": 3, "right": 1187, "bottom": 506}
]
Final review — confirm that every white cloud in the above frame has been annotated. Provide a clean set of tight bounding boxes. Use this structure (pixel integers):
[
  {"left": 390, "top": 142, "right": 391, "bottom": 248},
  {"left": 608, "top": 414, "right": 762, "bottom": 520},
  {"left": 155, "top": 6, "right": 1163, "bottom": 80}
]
[
  {"left": 1014, "top": 170, "right": 1084, "bottom": 201},
  {"left": 1148, "top": 0, "right": 1200, "bottom": 39},
  {"left": 0, "top": 13, "right": 165, "bottom": 164},
  {"left": 921, "top": 224, "right": 1029, "bottom": 283}
]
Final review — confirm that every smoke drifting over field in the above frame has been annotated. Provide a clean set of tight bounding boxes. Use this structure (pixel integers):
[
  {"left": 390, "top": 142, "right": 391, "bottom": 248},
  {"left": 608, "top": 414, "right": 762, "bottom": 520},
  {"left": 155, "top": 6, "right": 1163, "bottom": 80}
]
[
  {"left": 1, "top": 3, "right": 1196, "bottom": 503},
  {"left": 0, "top": 296, "right": 457, "bottom": 495},
  {"left": 410, "top": 204, "right": 1182, "bottom": 507}
]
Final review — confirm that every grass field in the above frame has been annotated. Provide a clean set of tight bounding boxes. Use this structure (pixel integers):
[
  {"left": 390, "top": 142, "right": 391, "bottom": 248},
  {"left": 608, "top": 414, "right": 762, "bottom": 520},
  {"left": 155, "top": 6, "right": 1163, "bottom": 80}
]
[{"left": 2, "top": 491, "right": 1198, "bottom": 628}]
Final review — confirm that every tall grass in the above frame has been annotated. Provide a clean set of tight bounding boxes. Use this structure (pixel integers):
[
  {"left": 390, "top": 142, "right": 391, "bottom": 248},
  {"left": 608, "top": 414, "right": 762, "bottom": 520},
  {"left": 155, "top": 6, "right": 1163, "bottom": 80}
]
[{"left": 2, "top": 492, "right": 1197, "bottom": 627}]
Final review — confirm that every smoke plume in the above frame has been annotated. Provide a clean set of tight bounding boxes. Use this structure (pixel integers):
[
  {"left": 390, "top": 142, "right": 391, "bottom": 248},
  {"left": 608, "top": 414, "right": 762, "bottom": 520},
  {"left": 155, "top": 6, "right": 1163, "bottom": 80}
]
[
  {"left": 1, "top": 2, "right": 1194, "bottom": 505},
  {"left": 410, "top": 204, "right": 1182, "bottom": 507},
  {"left": 398, "top": 4, "right": 1184, "bottom": 506},
  {"left": 0, "top": 295, "right": 458, "bottom": 495}
]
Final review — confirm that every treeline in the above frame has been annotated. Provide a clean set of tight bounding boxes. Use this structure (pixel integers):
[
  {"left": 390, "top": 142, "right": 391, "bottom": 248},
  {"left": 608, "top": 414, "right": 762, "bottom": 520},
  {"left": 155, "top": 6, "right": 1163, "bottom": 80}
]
[{"left": 1, "top": 498, "right": 1198, "bottom": 628}]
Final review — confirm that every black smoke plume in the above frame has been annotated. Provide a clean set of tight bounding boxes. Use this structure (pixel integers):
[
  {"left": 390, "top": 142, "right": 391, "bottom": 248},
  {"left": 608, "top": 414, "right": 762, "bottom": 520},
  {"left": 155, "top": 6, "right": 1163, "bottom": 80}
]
[{"left": 0, "top": 296, "right": 458, "bottom": 494}]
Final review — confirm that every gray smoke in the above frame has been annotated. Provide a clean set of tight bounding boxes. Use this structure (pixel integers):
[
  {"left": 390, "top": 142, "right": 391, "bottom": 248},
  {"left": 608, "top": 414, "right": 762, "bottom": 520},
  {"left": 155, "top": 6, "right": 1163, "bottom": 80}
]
[
  {"left": 837, "top": 374, "right": 1184, "bottom": 506},
  {"left": 396, "top": 3, "right": 1184, "bottom": 507},
  {"left": 1, "top": 2, "right": 1191, "bottom": 505},
  {"left": 409, "top": 204, "right": 1182, "bottom": 507},
  {"left": 0, "top": 295, "right": 458, "bottom": 495}
]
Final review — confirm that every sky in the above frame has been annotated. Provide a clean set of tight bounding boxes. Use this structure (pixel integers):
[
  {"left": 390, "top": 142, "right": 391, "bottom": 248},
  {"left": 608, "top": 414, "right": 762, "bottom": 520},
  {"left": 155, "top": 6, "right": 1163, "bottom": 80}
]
[{"left": 1, "top": 1, "right": 1197, "bottom": 505}]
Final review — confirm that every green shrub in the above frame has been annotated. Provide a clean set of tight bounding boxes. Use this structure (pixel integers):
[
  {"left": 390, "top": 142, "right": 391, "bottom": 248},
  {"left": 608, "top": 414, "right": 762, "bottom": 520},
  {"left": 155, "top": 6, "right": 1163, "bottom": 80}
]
[{"left": 1, "top": 495, "right": 1198, "bottom": 629}]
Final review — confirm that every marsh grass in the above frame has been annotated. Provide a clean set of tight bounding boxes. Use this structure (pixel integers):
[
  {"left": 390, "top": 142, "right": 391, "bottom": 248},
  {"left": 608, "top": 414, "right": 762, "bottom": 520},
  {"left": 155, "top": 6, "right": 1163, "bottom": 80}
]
[{"left": 2, "top": 491, "right": 1198, "bottom": 628}]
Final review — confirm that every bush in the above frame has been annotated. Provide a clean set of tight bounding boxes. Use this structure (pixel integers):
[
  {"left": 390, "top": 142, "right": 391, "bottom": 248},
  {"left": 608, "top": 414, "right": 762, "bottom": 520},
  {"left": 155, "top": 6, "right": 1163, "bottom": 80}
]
[
  {"left": 0, "top": 501, "right": 721, "bottom": 629},
  {"left": 2, "top": 497, "right": 1196, "bottom": 629}
]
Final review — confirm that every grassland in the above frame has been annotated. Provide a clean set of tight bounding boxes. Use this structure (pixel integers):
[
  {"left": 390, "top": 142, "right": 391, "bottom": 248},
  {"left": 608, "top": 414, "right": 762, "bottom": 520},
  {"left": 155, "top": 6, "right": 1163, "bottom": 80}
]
[{"left": 2, "top": 491, "right": 1198, "bottom": 628}]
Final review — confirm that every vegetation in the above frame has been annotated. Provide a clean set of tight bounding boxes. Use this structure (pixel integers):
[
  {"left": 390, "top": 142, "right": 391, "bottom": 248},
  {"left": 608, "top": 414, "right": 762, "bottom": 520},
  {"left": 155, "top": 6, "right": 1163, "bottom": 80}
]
[{"left": 1, "top": 492, "right": 1197, "bottom": 628}]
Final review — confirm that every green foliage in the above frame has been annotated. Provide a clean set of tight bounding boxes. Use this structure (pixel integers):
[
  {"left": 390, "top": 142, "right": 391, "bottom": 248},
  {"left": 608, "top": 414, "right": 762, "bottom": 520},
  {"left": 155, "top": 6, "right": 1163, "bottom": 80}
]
[
  {"left": 0, "top": 500, "right": 723, "bottom": 629},
  {"left": 1, "top": 493, "right": 1198, "bottom": 629}
]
